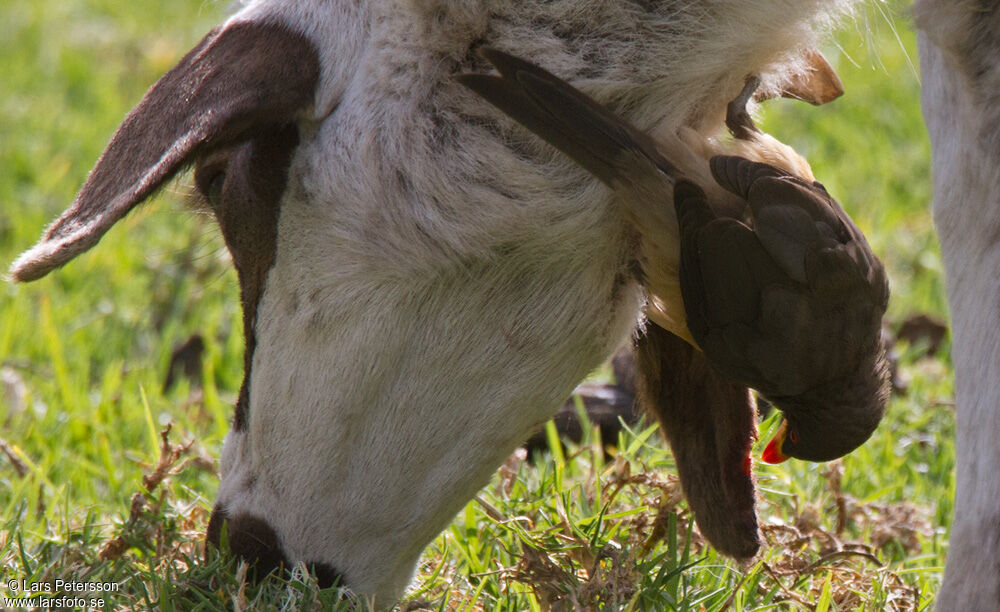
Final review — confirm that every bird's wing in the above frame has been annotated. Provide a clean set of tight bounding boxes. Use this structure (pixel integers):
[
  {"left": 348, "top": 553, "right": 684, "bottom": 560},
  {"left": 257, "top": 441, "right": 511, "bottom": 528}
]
[
  {"left": 692, "top": 156, "right": 889, "bottom": 398},
  {"left": 710, "top": 154, "right": 794, "bottom": 199},
  {"left": 675, "top": 179, "right": 792, "bottom": 386},
  {"left": 711, "top": 156, "right": 841, "bottom": 283}
]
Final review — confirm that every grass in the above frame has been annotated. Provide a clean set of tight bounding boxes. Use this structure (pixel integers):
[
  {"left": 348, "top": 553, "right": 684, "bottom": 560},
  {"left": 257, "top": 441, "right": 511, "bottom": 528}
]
[{"left": 0, "top": 0, "right": 949, "bottom": 609}]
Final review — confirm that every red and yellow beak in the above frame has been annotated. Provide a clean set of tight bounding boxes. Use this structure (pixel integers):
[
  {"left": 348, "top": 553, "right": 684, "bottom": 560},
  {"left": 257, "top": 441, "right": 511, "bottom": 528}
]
[{"left": 761, "top": 420, "right": 791, "bottom": 464}]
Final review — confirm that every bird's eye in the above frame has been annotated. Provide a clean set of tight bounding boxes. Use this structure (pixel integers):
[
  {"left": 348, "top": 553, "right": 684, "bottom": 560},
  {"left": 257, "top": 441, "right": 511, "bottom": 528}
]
[{"left": 788, "top": 429, "right": 799, "bottom": 444}]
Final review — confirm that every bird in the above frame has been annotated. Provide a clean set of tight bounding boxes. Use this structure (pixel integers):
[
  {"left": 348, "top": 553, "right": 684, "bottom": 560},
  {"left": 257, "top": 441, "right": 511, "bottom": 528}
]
[{"left": 458, "top": 48, "right": 890, "bottom": 464}]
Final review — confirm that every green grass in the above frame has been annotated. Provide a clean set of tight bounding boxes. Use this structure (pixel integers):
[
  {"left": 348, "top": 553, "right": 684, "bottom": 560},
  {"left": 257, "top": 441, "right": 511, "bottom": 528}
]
[{"left": 0, "top": 1, "right": 948, "bottom": 609}]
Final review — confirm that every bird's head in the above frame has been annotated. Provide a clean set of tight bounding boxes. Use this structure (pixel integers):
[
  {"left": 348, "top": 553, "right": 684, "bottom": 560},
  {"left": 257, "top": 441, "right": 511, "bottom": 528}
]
[{"left": 760, "top": 346, "right": 890, "bottom": 463}]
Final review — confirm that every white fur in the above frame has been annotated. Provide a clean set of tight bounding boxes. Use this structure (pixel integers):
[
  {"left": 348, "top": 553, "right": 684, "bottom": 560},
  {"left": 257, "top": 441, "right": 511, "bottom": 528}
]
[{"left": 916, "top": 2, "right": 1000, "bottom": 608}]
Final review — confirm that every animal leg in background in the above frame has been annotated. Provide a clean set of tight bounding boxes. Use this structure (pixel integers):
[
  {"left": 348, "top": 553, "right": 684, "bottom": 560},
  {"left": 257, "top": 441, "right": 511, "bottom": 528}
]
[
  {"left": 916, "top": 1, "right": 1000, "bottom": 608},
  {"left": 634, "top": 324, "right": 760, "bottom": 558}
]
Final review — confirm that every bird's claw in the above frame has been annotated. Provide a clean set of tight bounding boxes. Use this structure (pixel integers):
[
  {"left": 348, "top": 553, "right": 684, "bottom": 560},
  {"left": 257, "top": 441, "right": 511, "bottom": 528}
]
[{"left": 726, "top": 76, "right": 762, "bottom": 140}]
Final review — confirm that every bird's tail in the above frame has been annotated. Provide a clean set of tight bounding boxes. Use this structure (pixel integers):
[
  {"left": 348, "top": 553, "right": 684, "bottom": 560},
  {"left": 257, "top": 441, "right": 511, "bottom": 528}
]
[{"left": 458, "top": 48, "right": 678, "bottom": 186}]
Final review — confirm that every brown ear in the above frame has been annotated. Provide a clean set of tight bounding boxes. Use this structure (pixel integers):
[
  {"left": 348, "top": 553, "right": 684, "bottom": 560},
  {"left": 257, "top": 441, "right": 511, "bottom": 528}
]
[
  {"left": 634, "top": 323, "right": 761, "bottom": 559},
  {"left": 10, "top": 21, "right": 319, "bottom": 282}
]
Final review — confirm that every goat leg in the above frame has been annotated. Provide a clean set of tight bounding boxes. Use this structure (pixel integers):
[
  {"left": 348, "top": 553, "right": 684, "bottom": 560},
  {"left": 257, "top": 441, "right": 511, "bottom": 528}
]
[{"left": 633, "top": 323, "right": 761, "bottom": 559}]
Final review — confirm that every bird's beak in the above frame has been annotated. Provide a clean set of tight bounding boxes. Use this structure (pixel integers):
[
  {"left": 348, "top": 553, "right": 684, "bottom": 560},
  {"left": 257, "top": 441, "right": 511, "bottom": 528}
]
[{"left": 761, "top": 420, "right": 790, "bottom": 464}]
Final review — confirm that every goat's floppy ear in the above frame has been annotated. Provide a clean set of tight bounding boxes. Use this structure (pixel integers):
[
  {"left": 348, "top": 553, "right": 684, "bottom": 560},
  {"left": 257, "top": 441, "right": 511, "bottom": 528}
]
[
  {"left": 634, "top": 323, "right": 761, "bottom": 559},
  {"left": 10, "top": 21, "right": 319, "bottom": 282}
]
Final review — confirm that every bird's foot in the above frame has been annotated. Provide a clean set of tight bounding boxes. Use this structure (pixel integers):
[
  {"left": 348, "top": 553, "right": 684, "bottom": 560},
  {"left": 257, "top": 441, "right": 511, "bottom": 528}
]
[{"left": 726, "top": 76, "right": 762, "bottom": 141}]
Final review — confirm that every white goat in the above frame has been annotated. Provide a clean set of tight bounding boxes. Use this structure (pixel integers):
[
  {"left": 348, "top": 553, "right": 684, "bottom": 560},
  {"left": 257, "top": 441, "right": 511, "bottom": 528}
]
[
  {"left": 11, "top": 0, "right": 857, "bottom": 602},
  {"left": 916, "top": 2, "right": 1000, "bottom": 609}
]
